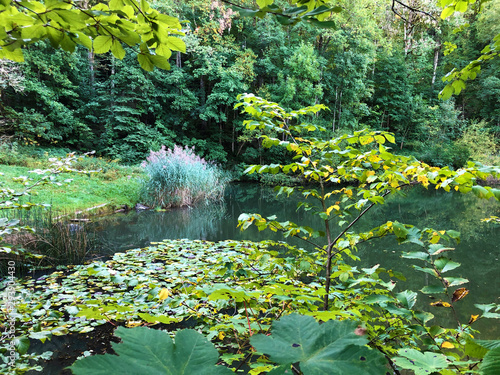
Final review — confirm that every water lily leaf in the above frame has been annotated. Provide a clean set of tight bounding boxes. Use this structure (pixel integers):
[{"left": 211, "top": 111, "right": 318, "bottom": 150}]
[
  {"left": 393, "top": 348, "right": 449, "bottom": 375},
  {"left": 69, "top": 326, "right": 233, "bottom": 374},
  {"left": 250, "top": 314, "right": 387, "bottom": 375}
]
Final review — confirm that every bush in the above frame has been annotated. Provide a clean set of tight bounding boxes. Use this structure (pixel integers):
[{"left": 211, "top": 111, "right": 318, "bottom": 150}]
[
  {"left": 140, "top": 145, "right": 230, "bottom": 208},
  {"left": 456, "top": 120, "right": 500, "bottom": 165}
]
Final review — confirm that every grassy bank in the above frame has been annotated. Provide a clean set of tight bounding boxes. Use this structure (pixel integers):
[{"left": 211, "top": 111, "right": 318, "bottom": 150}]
[{"left": 0, "top": 153, "right": 143, "bottom": 214}]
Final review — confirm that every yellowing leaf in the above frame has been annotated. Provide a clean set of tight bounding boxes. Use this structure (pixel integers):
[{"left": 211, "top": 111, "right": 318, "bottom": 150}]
[
  {"left": 218, "top": 331, "right": 225, "bottom": 340},
  {"left": 468, "top": 315, "right": 479, "bottom": 324},
  {"left": 451, "top": 287, "right": 469, "bottom": 303},
  {"left": 158, "top": 288, "right": 170, "bottom": 300},
  {"left": 431, "top": 301, "right": 451, "bottom": 307},
  {"left": 126, "top": 321, "right": 142, "bottom": 327},
  {"left": 441, "top": 341, "right": 455, "bottom": 349}
]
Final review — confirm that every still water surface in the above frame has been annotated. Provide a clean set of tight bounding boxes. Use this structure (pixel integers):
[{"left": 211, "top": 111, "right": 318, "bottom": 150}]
[{"left": 89, "top": 183, "right": 499, "bottom": 337}]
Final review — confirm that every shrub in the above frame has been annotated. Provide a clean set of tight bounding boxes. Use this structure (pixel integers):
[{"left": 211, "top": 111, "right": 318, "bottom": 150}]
[
  {"left": 456, "top": 120, "right": 500, "bottom": 165},
  {"left": 140, "top": 145, "right": 230, "bottom": 208}
]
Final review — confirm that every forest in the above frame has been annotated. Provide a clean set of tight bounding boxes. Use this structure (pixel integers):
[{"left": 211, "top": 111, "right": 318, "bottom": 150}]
[
  {"left": 1, "top": 0, "right": 500, "bottom": 374},
  {"left": 1, "top": 0, "right": 499, "bottom": 168}
]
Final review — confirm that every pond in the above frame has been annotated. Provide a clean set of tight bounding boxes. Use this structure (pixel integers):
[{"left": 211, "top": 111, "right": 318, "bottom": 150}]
[{"left": 87, "top": 183, "right": 500, "bottom": 338}]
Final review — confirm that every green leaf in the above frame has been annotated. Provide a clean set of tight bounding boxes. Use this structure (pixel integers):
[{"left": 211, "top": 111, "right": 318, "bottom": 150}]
[
  {"left": 439, "top": 84, "right": 454, "bottom": 100},
  {"left": 138, "top": 53, "right": 154, "bottom": 71},
  {"left": 256, "top": 0, "right": 274, "bottom": 8},
  {"left": 166, "top": 36, "right": 186, "bottom": 53},
  {"left": 401, "top": 251, "right": 430, "bottom": 261},
  {"left": 13, "top": 336, "right": 30, "bottom": 355},
  {"left": 465, "top": 338, "right": 490, "bottom": 359},
  {"left": 443, "top": 277, "right": 469, "bottom": 287},
  {"left": 93, "top": 35, "right": 113, "bottom": 54},
  {"left": 393, "top": 349, "right": 449, "bottom": 375},
  {"left": 440, "top": 6, "right": 455, "bottom": 20},
  {"left": 110, "top": 40, "right": 126, "bottom": 59},
  {"left": 396, "top": 290, "right": 417, "bottom": 309},
  {"left": 434, "top": 257, "right": 460, "bottom": 273},
  {"left": 363, "top": 295, "right": 392, "bottom": 304},
  {"left": 413, "top": 266, "right": 438, "bottom": 277},
  {"left": 393, "top": 221, "right": 408, "bottom": 239},
  {"left": 250, "top": 314, "right": 387, "bottom": 375},
  {"left": 472, "top": 185, "right": 491, "bottom": 199},
  {"left": 69, "top": 326, "right": 233, "bottom": 374},
  {"left": 475, "top": 340, "right": 500, "bottom": 350},
  {"left": 480, "top": 347, "right": 500, "bottom": 375},
  {"left": 421, "top": 285, "right": 446, "bottom": 294},
  {"left": 283, "top": 5, "right": 308, "bottom": 16},
  {"left": 150, "top": 55, "right": 171, "bottom": 70}
]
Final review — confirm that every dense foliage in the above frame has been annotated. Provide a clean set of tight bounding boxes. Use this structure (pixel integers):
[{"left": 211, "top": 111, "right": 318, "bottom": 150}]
[{"left": 1, "top": 0, "right": 499, "bottom": 166}]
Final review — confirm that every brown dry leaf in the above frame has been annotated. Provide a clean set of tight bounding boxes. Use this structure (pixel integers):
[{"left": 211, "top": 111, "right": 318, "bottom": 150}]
[
  {"left": 431, "top": 300, "right": 452, "bottom": 307},
  {"left": 452, "top": 287, "right": 469, "bottom": 303}
]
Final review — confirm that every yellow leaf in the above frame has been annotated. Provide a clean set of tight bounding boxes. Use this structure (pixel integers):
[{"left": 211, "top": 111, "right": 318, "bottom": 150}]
[
  {"left": 468, "top": 315, "right": 479, "bottom": 325},
  {"left": 126, "top": 321, "right": 142, "bottom": 327},
  {"left": 218, "top": 331, "right": 225, "bottom": 340},
  {"left": 441, "top": 341, "right": 455, "bottom": 349},
  {"left": 431, "top": 300, "right": 451, "bottom": 307},
  {"left": 158, "top": 288, "right": 170, "bottom": 300}
]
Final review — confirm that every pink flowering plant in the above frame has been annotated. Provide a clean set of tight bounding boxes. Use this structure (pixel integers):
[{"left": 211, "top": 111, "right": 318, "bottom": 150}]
[{"left": 141, "top": 145, "right": 229, "bottom": 208}]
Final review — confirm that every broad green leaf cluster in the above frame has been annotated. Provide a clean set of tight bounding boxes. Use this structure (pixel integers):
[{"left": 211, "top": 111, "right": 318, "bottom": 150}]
[{"left": 0, "top": 0, "right": 185, "bottom": 70}]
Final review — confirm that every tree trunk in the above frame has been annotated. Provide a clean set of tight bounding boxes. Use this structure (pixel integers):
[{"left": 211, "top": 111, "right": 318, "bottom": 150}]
[{"left": 431, "top": 44, "right": 441, "bottom": 89}]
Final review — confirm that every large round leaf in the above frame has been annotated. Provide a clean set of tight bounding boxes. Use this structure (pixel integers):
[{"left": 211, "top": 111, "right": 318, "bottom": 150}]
[
  {"left": 250, "top": 314, "right": 387, "bottom": 374},
  {"left": 69, "top": 326, "right": 232, "bottom": 375}
]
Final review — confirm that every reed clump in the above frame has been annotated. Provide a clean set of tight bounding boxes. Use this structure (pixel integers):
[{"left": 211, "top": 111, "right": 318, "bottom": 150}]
[{"left": 140, "top": 145, "right": 230, "bottom": 208}]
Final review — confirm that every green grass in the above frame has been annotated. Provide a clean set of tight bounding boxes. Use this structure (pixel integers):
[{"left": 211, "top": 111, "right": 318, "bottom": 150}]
[{"left": 0, "top": 156, "right": 144, "bottom": 214}]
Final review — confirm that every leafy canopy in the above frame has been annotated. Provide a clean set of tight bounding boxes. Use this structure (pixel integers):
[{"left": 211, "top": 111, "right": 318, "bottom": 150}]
[{"left": 0, "top": 0, "right": 186, "bottom": 70}]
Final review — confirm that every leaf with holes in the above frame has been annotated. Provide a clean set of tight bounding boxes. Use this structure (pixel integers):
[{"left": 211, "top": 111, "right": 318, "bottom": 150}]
[
  {"left": 250, "top": 314, "right": 387, "bottom": 375},
  {"left": 69, "top": 326, "right": 233, "bottom": 374},
  {"left": 393, "top": 349, "right": 449, "bottom": 375}
]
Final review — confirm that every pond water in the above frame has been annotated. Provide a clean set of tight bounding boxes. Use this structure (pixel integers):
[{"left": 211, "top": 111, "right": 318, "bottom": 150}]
[{"left": 87, "top": 183, "right": 500, "bottom": 338}]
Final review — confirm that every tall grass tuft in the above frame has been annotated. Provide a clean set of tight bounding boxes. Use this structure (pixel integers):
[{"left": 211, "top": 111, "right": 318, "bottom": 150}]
[
  {"left": 1, "top": 207, "right": 97, "bottom": 274},
  {"left": 140, "top": 145, "right": 230, "bottom": 208}
]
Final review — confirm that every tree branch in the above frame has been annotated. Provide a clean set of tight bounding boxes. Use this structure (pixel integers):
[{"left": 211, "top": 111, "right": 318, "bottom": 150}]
[{"left": 392, "top": 0, "right": 437, "bottom": 23}]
